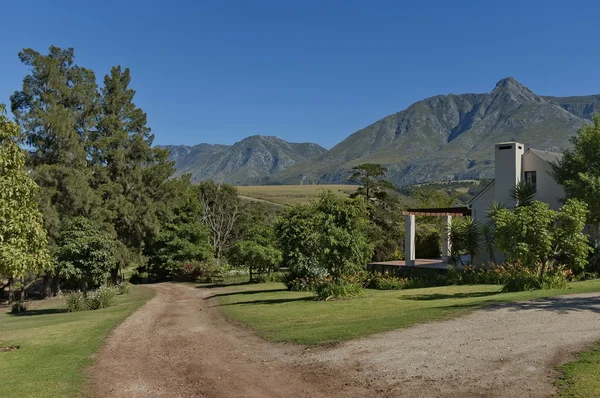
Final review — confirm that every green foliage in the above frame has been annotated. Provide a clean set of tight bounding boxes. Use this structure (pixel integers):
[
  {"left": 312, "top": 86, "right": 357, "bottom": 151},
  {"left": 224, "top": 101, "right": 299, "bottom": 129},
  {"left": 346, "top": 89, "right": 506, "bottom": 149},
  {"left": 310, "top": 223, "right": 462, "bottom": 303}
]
[
  {"left": 313, "top": 276, "right": 365, "bottom": 301},
  {"left": 56, "top": 217, "right": 116, "bottom": 291},
  {"left": 492, "top": 199, "right": 592, "bottom": 281},
  {"left": 10, "top": 301, "right": 28, "bottom": 314},
  {"left": 114, "top": 282, "right": 131, "bottom": 295},
  {"left": 228, "top": 239, "right": 282, "bottom": 282},
  {"left": 145, "top": 178, "right": 212, "bottom": 281},
  {"left": 553, "top": 115, "right": 600, "bottom": 230},
  {"left": 0, "top": 105, "right": 51, "bottom": 283},
  {"left": 448, "top": 216, "right": 481, "bottom": 264},
  {"left": 415, "top": 225, "right": 441, "bottom": 258},
  {"left": 65, "top": 286, "right": 117, "bottom": 312},
  {"left": 367, "top": 273, "right": 408, "bottom": 290},
  {"left": 276, "top": 191, "right": 373, "bottom": 290},
  {"left": 349, "top": 163, "right": 395, "bottom": 201},
  {"left": 510, "top": 181, "right": 537, "bottom": 207}
]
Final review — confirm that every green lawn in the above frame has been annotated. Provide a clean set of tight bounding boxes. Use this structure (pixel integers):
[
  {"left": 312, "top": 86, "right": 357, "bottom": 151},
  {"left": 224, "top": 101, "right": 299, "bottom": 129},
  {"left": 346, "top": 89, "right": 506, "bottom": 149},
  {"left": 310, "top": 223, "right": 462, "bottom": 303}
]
[
  {"left": 216, "top": 279, "right": 600, "bottom": 346},
  {"left": 558, "top": 343, "right": 600, "bottom": 397},
  {"left": 0, "top": 286, "right": 154, "bottom": 398}
]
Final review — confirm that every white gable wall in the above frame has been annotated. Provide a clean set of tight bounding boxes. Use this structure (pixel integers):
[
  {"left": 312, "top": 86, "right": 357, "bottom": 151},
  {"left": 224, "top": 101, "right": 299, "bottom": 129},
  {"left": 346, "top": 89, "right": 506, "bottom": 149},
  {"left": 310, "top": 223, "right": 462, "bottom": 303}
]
[{"left": 521, "top": 151, "right": 565, "bottom": 210}]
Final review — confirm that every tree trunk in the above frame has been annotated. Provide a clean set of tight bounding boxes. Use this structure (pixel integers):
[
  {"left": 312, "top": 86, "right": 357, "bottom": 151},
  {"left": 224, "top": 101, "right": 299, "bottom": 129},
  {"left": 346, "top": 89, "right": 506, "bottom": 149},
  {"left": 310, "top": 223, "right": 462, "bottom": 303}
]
[
  {"left": 539, "top": 261, "right": 547, "bottom": 284},
  {"left": 110, "top": 267, "right": 119, "bottom": 285},
  {"left": 42, "top": 274, "right": 53, "bottom": 298},
  {"left": 8, "top": 277, "right": 15, "bottom": 303}
]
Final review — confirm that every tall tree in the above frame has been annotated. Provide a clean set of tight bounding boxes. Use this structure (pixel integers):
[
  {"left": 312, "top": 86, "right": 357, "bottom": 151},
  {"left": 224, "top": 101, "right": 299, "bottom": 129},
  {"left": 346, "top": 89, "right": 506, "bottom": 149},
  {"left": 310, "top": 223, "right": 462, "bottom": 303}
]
[
  {"left": 349, "top": 163, "right": 394, "bottom": 201},
  {"left": 10, "top": 46, "right": 103, "bottom": 294},
  {"left": 91, "top": 66, "right": 174, "bottom": 281},
  {"left": 553, "top": 115, "right": 600, "bottom": 244},
  {"left": 10, "top": 46, "right": 98, "bottom": 168},
  {"left": 0, "top": 105, "right": 51, "bottom": 301}
]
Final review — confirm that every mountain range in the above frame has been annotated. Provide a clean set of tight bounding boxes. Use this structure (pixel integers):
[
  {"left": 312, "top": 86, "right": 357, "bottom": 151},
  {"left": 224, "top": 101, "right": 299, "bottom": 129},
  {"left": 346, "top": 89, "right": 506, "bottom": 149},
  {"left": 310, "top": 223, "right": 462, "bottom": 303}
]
[{"left": 163, "top": 78, "right": 599, "bottom": 186}]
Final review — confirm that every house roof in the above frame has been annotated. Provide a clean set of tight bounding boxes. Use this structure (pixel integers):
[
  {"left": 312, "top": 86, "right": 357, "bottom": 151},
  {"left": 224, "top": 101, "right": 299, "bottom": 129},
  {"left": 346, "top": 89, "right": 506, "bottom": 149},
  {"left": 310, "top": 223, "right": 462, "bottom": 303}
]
[
  {"left": 527, "top": 148, "right": 563, "bottom": 164},
  {"left": 468, "top": 180, "right": 495, "bottom": 206}
]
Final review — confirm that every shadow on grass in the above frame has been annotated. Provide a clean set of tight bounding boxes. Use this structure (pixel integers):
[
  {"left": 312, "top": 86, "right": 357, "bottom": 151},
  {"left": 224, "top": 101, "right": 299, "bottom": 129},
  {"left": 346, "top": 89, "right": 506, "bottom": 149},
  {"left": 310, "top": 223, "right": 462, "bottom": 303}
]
[
  {"left": 402, "top": 291, "right": 501, "bottom": 301},
  {"left": 11, "top": 308, "right": 67, "bottom": 317},
  {"left": 209, "top": 296, "right": 313, "bottom": 308},
  {"left": 196, "top": 281, "right": 252, "bottom": 289},
  {"left": 205, "top": 288, "right": 289, "bottom": 299}
]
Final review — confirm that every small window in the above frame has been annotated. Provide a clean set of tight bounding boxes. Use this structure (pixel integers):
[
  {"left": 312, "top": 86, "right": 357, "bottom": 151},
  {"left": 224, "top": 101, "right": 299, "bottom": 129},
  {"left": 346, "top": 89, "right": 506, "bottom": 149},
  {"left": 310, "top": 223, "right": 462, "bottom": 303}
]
[
  {"left": 524, "top": 171, "right": 537, "bottom": 191},
  {"left": 498, "top": 145, "right": 512, "bottom": 150}
]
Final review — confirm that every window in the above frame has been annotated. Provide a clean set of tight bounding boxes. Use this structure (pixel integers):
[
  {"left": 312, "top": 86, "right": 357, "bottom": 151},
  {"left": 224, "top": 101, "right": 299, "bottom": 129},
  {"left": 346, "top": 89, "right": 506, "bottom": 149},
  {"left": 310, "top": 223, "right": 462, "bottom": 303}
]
[{"left": 524, "top": 171, "right": 537, "bottom": 191}]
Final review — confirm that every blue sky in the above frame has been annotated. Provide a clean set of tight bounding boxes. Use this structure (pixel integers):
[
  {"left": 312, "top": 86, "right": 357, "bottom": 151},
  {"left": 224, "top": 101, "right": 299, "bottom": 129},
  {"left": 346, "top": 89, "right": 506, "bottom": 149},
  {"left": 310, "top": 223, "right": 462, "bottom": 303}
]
[{"left": 1, "top": 0, "right": 599, "bottom": 148}]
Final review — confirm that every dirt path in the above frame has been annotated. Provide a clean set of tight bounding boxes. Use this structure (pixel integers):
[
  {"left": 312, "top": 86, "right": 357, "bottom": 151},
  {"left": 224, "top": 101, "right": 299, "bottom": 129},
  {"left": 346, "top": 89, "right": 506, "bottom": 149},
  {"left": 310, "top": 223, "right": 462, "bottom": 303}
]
[
  {"left": 90, "top": 284, "right": 600, "bottom": 398},
  {"left": 88, "top": 283, "right": 362, "bottom": 398}
]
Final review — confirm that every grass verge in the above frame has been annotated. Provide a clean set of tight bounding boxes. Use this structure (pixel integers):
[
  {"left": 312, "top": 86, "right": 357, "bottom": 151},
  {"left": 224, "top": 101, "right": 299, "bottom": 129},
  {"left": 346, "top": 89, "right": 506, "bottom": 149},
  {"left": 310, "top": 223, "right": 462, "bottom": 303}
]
[
  {"left": 557, "top": 342, "right": 600, "bottom": 397},
  {"left": 0, "top": 286, "right": 154, "bottom": 398},
  {"left": 216, "top": 279, "right": 600, "bottom": 345}
]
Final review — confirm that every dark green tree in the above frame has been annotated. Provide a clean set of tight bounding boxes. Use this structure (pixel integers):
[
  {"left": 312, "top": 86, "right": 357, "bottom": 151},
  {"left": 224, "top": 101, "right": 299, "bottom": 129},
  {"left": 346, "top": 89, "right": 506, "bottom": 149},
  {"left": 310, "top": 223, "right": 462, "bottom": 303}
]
[
  {"left": 228, "top": 223, "right": 282, "bottom": 282},
  {"left": 56, "top": 217, "right": 116, "bottom": 293},
  {"left": 553, "top": 115, "right": 600, "bottom": 241},
  {"left": 91, "top": 66, "right": 174, "bottom": 282},
  {"left": 145, "top": 178, "right": 212, "bottom": 281}
]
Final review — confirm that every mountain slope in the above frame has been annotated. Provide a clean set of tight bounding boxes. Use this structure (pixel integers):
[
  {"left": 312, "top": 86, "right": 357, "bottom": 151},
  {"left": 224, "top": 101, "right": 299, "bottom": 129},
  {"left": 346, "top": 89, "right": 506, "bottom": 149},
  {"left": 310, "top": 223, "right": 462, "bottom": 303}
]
[
  {"left": 543, "top": 94, "right": 600, "bottom": 120},
  {"left": 163, "top": 136, "right": 326, "bottom": 184},
  {"left": 268, "top": 77, "right": 589, "bottom": 186}
]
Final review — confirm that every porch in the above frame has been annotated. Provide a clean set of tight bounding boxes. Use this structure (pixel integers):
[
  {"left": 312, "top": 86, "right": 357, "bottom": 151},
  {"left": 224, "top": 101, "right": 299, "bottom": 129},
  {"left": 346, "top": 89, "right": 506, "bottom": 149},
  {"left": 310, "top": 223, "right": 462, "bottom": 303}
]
[{"left": 367, "top": 207, "right": 471, "bottom": 272}]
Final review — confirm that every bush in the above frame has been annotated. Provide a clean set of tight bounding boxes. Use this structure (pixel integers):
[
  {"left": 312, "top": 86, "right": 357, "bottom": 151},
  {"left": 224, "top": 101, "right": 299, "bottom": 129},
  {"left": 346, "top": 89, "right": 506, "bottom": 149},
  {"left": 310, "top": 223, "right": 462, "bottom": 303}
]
[
  {"left": 115, "top": 282, "right": 131, "bottom": 295},
  {"left": 65, "top": 286, "right": 117, "bottom": 312},
  {"left": 367, "top": 273, "right": 407, "bottom": 290},
  {"left": 10, "top": 301, "right": 28, "bottom": 314},
  {"left": 285, "top": 277, "right": 316, "bottom": 292},
  {"left": 313, "top": 276, "right": 365, "bottom": 301},
  {"left": 415, "top": 225, "right": 441, "bottom": 258}
]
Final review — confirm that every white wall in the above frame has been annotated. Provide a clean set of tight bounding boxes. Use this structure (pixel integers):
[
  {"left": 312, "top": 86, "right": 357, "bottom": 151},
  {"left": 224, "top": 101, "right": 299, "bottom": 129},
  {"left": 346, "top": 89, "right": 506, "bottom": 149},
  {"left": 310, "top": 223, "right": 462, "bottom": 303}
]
[
  {"left": 470, "top": 181, "right": 500, "bottom": 266},
  {"left": 521, "top": 151, "right": 565, "bottom": 210}
]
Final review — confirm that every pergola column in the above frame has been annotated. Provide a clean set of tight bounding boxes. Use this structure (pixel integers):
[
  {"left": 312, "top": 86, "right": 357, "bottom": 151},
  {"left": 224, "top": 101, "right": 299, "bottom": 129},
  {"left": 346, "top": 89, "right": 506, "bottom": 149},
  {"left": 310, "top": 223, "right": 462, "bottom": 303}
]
[
  {"left": 404, "top": 214, "right": 415, "bottom": 266},
  {"left": 442, "top": 215, "right": 452, "bottom": 263}
]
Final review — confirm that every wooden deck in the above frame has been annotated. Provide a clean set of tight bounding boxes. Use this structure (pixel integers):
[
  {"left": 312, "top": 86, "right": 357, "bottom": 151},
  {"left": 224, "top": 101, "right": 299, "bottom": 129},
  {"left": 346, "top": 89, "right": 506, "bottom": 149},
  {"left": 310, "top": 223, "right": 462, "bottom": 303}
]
[{"left": 368, "top": 258, "right": 448, "bottom": 273}]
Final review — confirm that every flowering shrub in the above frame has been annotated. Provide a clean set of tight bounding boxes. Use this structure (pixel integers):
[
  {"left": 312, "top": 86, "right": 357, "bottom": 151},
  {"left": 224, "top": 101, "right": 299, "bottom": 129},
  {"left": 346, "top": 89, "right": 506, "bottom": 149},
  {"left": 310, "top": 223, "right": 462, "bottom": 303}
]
[
  {"left": 367, "top": 273, "right": 408, "bottom": 290},
  {"left": 65, "top": 286, "right": 116, "bottom": 312}
]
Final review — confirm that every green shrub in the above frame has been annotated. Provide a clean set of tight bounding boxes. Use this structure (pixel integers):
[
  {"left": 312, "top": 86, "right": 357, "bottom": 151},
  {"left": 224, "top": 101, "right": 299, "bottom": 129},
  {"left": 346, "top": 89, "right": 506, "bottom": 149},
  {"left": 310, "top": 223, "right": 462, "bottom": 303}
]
[
  {"left": 367, "top": 273, "right": 407, "bottom": 290},
  {"left": 10, "top": 301, "right": 28, "bottom": 314},
  {"left": 65, "top": 293, "right": 89, "bottom": 312},
  {"left": 115, "top": 282, "right": 131, "bottom": 295},
  {"left": 129, "top": 271, "right": 148, "bottom": 284},
  {"left": 313, "top": 276, "right": 364, "bottom": 301},
  {"left": 501, "top": 273, "right": 541, "bottom": 292},
  {"left": 415, "top": 225, "right": 441, "bottom": 258}
]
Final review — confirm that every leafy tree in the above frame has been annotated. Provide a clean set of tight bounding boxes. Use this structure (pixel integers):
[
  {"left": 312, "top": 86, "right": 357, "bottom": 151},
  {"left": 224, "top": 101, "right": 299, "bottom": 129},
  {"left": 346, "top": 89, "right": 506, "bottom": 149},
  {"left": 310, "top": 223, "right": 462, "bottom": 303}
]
[
  {"left": 492, "top": 199, "right": 591, "bottom": 281},
  {"left": 0, "top": 105, "right": 51, "bottom": 301},
  {"left": 144, "top": 178, "right": 212, "bottom": 281},
  {"left": 228, "top": 224, "right": 282, "bottom": 282},
  {"left": 197, "top": 181, "right": 241, "bottom": 264},
  {"left": 349, "top": 163, "right": 394, "bottom": 201},
  {"left": 480, "top": 223, "right": 496, "bottom": 264},
  {"left": 55, "top": 217, "right": 116, "bottom": 293},
  {"left": 277, "top": 191, "right": 373, "bottom": 285},
  {"left": 553, "top": 115, "right": 600, "bottom": 242}
]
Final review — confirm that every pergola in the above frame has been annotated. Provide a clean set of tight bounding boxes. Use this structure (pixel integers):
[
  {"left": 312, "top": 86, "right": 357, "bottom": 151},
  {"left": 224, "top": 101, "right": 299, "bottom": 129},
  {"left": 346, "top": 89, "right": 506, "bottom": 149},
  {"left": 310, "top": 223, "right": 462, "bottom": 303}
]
[{"left": 403, "top": 207, "right": 471, "bottom": 266}]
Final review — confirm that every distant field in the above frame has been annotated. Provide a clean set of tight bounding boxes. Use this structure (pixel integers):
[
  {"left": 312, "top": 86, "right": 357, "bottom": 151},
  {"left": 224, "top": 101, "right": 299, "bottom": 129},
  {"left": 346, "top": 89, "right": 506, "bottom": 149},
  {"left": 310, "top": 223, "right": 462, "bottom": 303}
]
[{"left": 236, "top": 184, "right": 359, "bottom": 206}]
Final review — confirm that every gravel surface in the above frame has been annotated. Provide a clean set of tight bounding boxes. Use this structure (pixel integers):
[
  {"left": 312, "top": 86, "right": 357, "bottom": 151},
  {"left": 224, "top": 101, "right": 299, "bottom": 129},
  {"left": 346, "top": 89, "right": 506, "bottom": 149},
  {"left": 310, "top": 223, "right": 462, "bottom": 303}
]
[{"left": 89, "top": 284, "right": 600, "bottom": 398}]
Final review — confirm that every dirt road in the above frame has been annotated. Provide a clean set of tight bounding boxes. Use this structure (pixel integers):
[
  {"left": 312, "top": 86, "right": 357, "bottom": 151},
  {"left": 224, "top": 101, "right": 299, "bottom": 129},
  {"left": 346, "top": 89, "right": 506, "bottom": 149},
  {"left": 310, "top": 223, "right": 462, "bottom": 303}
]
[{"left": 89, "top": 284, "right": 600, "bottom": 398}]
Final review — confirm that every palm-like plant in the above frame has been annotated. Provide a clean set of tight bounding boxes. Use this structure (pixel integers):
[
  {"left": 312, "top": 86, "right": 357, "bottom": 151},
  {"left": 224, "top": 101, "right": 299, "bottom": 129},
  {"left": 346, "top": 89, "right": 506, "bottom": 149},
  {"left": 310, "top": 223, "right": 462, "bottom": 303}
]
[
  {"left": 449, "top": 216, "right": 481, "bottom": 266},
  {"left": 480, "top": 222, "right": 496, "bottom": 264},
  {"left": 510, "top": 181, "right": 536, "bottom": 207}
]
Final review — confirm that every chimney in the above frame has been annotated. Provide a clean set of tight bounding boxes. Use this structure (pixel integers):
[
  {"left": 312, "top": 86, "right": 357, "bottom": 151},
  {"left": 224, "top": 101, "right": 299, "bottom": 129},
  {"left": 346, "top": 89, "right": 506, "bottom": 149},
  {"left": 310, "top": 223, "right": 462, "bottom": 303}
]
[{"left": 494, "top": 142, "right": 524, "bottom": 207}]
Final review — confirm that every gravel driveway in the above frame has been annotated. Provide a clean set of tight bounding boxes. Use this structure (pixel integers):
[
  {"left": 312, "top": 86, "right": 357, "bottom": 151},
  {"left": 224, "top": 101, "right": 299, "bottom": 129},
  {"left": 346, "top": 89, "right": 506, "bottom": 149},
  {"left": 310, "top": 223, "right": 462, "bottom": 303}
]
[{"left": 88, "top": 284, "right": 600, "bottom": 397}]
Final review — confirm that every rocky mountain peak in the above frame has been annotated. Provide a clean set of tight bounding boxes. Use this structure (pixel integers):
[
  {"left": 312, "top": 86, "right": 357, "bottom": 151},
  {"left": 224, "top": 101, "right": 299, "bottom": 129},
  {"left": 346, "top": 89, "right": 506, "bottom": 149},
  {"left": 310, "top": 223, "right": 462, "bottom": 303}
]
[{"left": 492, "top": 77, "right": 539, "bottom": 102}]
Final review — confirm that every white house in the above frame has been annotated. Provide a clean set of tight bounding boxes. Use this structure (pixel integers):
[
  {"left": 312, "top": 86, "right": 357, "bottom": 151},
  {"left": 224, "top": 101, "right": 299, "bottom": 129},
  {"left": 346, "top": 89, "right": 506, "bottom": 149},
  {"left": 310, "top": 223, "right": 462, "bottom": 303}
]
[{"left": 468, "top": 142, "right": 565, "bottom": 265}]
